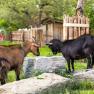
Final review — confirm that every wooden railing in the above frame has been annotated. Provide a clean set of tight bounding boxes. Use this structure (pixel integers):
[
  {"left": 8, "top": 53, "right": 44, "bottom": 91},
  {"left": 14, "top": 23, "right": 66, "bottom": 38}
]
[{"left": 63, "top": 15, "right": 89, "bottom": 40}]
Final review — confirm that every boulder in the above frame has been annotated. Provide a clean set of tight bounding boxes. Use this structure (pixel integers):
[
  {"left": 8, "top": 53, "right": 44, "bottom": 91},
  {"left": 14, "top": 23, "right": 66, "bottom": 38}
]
[
  {"left": 34, "top": 56, "right": 66, "bottom": 72},
  {"left": 23, "top": 56, "right": 66, "bottom": 78},
  {"left": 0, "top": 73, "right": 70, "bottom": 94},
  {"left": 73, "top": 69, "right": 94, "bottom": 81}
]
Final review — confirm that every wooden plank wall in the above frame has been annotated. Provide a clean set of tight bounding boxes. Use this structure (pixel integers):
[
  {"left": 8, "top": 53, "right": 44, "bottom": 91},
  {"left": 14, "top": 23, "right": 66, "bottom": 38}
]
[
  {"left": 63, "top": 15, "right": 89, "bottom": 41},
  {"left": 44, "top": 23, "right": 63, "bottom": 43},
  {"left": 53, "top": 23, "right": 63, "bottom": 40}
]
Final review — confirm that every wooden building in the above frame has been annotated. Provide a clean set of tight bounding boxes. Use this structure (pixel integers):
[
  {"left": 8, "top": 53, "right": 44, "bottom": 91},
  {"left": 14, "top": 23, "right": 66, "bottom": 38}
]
[{"left": 41, "top": 18, "right": 63, "bottom": 43}]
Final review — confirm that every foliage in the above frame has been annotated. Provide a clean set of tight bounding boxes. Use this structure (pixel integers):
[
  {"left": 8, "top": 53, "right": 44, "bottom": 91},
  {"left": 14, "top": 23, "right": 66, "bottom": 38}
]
[
  {"left": 62, "top": 81, "right": 94, "bottom": 94},
  {"left": 84, "top": 0, "right": 94, "bottom": 32},
  {"left": 0, "top": 0, "right": 94, "bottom": 33}
]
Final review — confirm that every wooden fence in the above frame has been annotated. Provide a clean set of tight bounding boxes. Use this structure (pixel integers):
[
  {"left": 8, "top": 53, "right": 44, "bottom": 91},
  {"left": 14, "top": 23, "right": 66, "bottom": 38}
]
[
  {"left": 11, "top": 27, "right": 45, "bottom": 46},
  {"left": 63, "top": 15, "right": 89, "bottom": 40},
  {"left": 11, "top": 15, "right": 90, "bottom": 46},
  {"left": 11, "top": 31, "right": 24, "bottom": 43}
]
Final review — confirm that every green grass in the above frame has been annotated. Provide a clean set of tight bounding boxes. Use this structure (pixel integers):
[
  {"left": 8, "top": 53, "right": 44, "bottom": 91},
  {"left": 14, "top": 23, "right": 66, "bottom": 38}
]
[
  {"left": 62, "top": 81, "right": 94, "bottom": 94},
  {"left": 7, "top": 71, "right": 16, "bottom": 82},
  {"left": 0, "top": 41, "right": 94, "bottom": 94},
  {"left": 64, "top": 89, "right": 94, "bottom": 94},
  {"left": 27, "top": 45, "right": 62, "bottom": 57},
  {"left": 0, "top": 40, "right": 19, "bottom": 46},
  {"left": 7, "top": 70, "right": 24, "bottom": 83},
  {"left": 74, "top": 60, "right": 87, "bottom": 70},
  {"left": 39, "top": 45, "right": 62, "bottom": 56},
  {"left": 77, "top": 90, "right": 94, "bottom": 94}
]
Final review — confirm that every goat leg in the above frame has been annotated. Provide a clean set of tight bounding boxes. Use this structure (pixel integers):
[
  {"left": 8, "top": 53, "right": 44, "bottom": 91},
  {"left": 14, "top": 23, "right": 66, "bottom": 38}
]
[
  {"left": 66, "top": 59, "right": 71, "bottom": 73},
  {"left": 91, "top": 55, "right": 94, "bottom": 68},
  {"left": 87, "top": 55, "right": 92, "bottom": 69},
  {"left": 71, "top": 59, "right": 74, "bottom": 72},
  {"left": 1, "top": 79, "right": 6, "bottom": 85},
  {"left": 15, "top": 66, "right": 20, "bottom": 80}
]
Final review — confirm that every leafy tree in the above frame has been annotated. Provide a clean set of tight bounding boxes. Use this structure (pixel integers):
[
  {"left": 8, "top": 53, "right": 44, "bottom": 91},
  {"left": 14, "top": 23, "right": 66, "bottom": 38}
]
[{"left": 0, "top": 0, "right": 93, "bottom": 32}]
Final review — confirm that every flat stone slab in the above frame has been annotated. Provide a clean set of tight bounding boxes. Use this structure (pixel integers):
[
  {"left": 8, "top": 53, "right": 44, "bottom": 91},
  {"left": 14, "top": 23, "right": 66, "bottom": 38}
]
[{"left": 0, "top": 73, "right": 70, "bottom": 94}]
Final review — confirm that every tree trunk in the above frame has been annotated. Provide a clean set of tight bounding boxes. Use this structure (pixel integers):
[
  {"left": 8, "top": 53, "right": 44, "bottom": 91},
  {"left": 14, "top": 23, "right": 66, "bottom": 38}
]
[{"left": 76, "top": 0, "right": 84, "bottom": 16}]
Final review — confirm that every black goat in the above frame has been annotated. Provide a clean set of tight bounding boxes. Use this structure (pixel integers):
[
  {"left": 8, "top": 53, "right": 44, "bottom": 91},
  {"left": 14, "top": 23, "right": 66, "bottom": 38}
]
[{"left": 47, "top": 34, "right": 94, "bottom": 73}]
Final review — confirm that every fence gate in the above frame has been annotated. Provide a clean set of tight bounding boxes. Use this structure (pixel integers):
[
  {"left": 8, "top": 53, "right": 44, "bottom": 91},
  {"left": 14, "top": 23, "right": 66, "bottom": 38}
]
[{"left": 63, "top": 15, "right": 89, "bottom": 40}]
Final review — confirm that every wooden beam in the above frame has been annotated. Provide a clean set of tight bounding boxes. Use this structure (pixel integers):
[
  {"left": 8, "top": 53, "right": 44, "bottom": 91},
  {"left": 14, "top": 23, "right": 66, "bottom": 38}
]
[{"left": 63, "top": 23, "right": 89, "bottom": 27}]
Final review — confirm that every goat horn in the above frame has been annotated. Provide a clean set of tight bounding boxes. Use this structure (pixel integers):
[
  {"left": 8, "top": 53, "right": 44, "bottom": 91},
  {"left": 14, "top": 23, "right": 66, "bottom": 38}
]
[
  {"left": 32, "top": 37, "right": 36, "bottom": 42},
  {"left": 46, "top": 43, "right": 53, "bottom": 45}
]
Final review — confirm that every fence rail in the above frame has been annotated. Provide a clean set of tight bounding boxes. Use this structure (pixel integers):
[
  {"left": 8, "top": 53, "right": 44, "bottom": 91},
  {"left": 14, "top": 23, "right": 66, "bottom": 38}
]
[{"left": 63, "top": 23, "right": 89, "bottom": 27}]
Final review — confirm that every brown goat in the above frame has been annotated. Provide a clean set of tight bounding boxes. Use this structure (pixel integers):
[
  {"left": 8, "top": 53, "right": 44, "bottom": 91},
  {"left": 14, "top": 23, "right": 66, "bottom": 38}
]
[{"left": 0, "top": 41, "right": 40, "bottom": 85}]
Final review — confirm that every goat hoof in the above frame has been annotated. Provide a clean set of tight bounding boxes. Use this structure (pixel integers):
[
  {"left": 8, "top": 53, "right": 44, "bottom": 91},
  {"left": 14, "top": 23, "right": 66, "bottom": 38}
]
[
  {"left": 1, "top": 81, "right": 5, "bottom": 85},
  {"left": 71, "top": 70, "right": 74, "bottom": 73},
  {"left": 67, "top": 70, "right": 71, "bottom": 74}
]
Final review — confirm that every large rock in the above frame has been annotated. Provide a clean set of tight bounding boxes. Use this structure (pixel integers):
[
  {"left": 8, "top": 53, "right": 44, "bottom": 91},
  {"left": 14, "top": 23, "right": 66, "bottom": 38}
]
[
  {"left": 73, "top": 69, "right": 94, "bottom": 81},
  {"left": 34, "top": 56, "right": 66, "bottom": 72},
  {"left": 23, "top": 56, "right": 66, "bottom": 78},
  {"left": 0, "top": 73, "right": 70, "bottom": 94}
]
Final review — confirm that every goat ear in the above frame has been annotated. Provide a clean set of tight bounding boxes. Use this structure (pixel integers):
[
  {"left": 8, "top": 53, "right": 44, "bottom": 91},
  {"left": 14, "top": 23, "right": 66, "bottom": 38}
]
[{"left": 46, "top": 43, "right": 53, "bottom": 45}]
